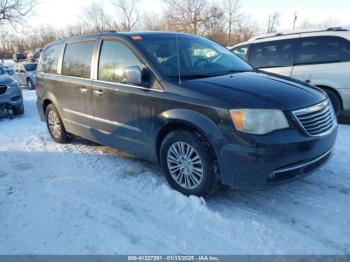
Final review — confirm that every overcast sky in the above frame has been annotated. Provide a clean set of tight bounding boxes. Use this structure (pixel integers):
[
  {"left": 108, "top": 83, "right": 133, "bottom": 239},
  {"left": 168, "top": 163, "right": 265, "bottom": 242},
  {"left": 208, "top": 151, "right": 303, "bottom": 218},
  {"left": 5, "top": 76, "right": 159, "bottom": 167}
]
[{"left": 27, "top": 0, "right": 350, "bottom": 31}]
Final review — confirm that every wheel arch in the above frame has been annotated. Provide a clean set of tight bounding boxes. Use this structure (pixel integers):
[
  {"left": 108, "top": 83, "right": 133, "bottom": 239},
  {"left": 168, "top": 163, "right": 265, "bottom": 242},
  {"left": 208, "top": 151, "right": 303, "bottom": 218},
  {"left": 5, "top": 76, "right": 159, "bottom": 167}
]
[
  {"left": 42, "top": 98, "right": 52, "bottom": 114},
  {"left": 315, "top": 85, "right": 343, "bottom": 110},
  {"left": 155, "top": 109, "right": 226, "bottom": 162},
  {"left": 42, "top": 93, "right": 62, "bottom": 116}
]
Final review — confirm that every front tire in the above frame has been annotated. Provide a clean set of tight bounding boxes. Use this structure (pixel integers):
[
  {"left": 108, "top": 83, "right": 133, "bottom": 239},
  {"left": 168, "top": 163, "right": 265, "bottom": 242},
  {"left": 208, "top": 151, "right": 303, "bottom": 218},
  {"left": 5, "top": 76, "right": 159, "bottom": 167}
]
[
  {"left": 160, "top": 130, "right": 220, "bottom": 197},
  {"left": 45, "top": 104, "right": 72, "bottom": 143},
  {"left": 27, "top": 78, "right": 35, "bottom": 90},
  {"left": 12, "top": 105, "right": 24, "bottom": 115}
]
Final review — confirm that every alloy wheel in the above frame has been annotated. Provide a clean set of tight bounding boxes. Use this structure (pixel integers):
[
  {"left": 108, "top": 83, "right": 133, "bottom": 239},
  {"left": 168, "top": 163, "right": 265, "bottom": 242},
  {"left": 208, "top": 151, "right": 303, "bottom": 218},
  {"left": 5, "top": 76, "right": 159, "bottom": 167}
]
[
  {"left": 167, "top": 142, "right": 204, "bottom": 189},
  {"left": 48, "top": 110, "right": 61, "bottom": 138}
]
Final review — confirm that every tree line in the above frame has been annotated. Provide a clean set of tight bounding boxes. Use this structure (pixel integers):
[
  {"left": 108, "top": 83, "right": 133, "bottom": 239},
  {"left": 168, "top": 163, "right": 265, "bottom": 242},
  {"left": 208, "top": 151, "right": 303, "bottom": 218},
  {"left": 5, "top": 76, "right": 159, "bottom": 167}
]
[{"left": 0, "top": 0, "right": 339, "bottom": 59}]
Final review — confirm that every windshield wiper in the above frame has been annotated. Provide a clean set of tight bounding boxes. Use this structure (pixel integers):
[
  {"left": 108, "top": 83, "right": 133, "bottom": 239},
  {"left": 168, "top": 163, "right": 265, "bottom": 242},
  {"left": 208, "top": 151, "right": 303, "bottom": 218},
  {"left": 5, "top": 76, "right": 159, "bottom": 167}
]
[
  {"left": 180, "top": 74, "right": 218, "bottom": 80},
  {"left": 227, "top": 69, "right": 255, "bottom": 74},
  {"left": 169, "top": 70, "right": 254, "bottom": 80}
]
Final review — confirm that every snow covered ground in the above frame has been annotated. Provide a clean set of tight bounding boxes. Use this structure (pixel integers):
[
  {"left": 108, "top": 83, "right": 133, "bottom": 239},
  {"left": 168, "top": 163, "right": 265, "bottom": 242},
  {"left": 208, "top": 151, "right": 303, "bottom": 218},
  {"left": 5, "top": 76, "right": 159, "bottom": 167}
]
[{"left": 0, "top": 90, "right": 350, "bottom": 255}]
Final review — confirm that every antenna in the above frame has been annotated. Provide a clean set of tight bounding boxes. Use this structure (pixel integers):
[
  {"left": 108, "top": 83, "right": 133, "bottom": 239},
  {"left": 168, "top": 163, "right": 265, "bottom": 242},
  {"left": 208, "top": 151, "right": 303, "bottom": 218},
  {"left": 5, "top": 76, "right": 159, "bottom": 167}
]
[
  {"left": 293, "top": 12, "right": 297, "bottom": 30},
  {"left": 175, "top": 33, "right": 182, "bottom": 85}
]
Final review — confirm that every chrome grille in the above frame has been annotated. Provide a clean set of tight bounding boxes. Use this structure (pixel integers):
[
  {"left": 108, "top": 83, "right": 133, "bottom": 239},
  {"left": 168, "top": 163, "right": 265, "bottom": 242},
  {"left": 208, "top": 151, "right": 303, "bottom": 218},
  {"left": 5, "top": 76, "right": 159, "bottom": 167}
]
[
  {"left": 293, "top": 100, "right": 337, "bottom": 136},
  {"left": 0, "top": 85, "right": 7, "bottom": 95}
]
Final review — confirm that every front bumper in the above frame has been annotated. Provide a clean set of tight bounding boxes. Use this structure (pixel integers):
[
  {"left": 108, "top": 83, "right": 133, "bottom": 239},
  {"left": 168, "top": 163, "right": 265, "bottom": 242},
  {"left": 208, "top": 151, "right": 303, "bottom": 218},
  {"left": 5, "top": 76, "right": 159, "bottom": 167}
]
[{"left": 218, "top": 126, "right": 338, "bottom": 189}]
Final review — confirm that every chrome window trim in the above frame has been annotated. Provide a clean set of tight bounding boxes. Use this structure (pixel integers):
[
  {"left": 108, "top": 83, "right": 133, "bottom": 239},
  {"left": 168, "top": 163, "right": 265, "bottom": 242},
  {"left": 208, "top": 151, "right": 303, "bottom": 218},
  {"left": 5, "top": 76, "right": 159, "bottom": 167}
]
[
  {"left": 58, "top": 74, "right": 93, "bottom": 82},
  {"left": 93, "top": 79, "right": 164, "bottom": 93},
  {"left": 37, "top": 73, "right": 164, "bottom": 93},
  {"left": 37, "top": 72, "right": 57, "bottom": 78}
]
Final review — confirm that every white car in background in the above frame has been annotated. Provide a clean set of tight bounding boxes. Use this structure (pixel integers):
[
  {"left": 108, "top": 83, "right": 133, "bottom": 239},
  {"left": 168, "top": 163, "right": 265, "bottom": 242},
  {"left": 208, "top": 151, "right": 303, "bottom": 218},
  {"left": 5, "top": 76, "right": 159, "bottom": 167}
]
[
  {"left": 230, "top": 27, "right": 350, "bottom": 116},
  {"left": 14, "top": 61, "right": 38, "bottom": 90}
]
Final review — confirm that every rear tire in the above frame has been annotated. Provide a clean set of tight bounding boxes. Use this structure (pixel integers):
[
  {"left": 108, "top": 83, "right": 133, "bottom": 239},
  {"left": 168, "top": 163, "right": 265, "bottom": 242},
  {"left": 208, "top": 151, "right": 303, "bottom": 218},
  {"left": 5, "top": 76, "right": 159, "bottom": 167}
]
[
  {"left": 45, "top": 104, "right": 72, "bottom": 144},
  {"left": 160, "top": 130, "right": 221, "bottom": 197}
]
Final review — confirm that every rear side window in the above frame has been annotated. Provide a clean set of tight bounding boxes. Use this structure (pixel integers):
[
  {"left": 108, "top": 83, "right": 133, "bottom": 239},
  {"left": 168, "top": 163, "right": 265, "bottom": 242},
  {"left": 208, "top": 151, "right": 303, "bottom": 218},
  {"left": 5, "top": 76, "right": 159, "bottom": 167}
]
[
  {"left": 295, "top": 36, "right": 350, "bottom": 65},
  {"left": 39, "top": 44, "right": 62, "bottom": 74},
  {"left": 232, "top": 45, "right": 249, "bottom": 61},
  {"left": 249, "top": 40, "right": 296, "bottom": 68},
  {"left": 62, "top": 41, "right": 95, "bottom": 79},
  {"left": 98, "top": 40, "right": 142, "bottom": 83}
]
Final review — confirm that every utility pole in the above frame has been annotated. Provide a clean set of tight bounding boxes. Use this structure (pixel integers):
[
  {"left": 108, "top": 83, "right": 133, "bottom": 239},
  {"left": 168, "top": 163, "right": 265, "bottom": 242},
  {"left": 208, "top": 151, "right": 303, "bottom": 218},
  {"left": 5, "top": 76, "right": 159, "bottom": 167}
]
[{"left": 293, "top": 12, "right": 297, "bottom": 30}]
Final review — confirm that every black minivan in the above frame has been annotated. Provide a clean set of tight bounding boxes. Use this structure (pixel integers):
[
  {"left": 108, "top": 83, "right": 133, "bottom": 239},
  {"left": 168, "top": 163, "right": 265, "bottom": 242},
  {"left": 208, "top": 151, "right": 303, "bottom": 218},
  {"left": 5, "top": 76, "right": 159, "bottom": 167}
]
[{"left": 36, "top": 32, "right": 338, "bottom": 196}]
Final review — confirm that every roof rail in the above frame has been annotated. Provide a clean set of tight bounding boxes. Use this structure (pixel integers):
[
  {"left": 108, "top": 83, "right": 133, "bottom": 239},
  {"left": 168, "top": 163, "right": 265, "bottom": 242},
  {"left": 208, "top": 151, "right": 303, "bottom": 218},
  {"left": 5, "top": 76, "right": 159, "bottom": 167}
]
[
  {"left": 250, "top": 27, "right": 348, "bottom": 41},
  {"left": 326, "top": 26, "right": 348, "bottom": 31}
]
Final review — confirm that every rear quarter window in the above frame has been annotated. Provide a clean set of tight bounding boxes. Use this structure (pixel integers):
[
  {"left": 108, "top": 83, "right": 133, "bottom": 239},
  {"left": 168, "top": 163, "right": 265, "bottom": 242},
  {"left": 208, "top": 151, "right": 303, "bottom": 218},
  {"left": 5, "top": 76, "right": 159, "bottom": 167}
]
[
  {"left": 295, "top": 36, "right": 350, "bottom": 65},
  {"left": 38, "top": 44, "right": 62, "bottom": 74},
  {"left": 62, "top": 41, "right": 96, "bottom": 79},
  {"left": 232, "top": 45, "right": 249, "bottom": 61},
  {"left": 249, "top": 39, "right": 296, "bottom": 68}
]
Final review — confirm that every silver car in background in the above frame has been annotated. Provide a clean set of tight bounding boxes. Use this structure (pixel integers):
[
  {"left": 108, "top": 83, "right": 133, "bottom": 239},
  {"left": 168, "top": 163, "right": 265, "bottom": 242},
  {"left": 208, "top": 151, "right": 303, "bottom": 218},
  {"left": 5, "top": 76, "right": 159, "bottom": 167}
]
[{"left": 14, "top": 62, "right": 37, "bottom": 90}]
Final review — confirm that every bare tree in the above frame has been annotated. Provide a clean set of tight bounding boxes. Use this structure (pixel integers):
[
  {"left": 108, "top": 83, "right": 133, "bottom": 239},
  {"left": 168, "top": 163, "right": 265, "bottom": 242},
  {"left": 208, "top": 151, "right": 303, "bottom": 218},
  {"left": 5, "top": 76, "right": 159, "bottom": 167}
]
[
  {"left": 298, "top": 18, "right": 339, "bottom": 29},
  {"left": 267, "top": 12, "right": 280, "bottom": 33},
  {"left": 0, "top": 29, "right": 11, "bottom": 57},
  {"left": 204, "top": 5, "right": 224, "bottom": 35},
  {"left": 82, "top": 1, "right": 116, "bottom": 32},
  {"left": 142, "top": 13, "right": 168, "bottom": 31},
  {"left": 113, "top": 0, "right": 139, "bottom": 31},
  {"left": 163, "top": 0, "right": 223, "bottom": 35},
  {"left": 223, "top": 0, "right": 240, "bottom": 46},
  {"left": 0, "top": 0, "right": 37, "bottom": 28},
  {"left": 236, "top": 18, "right": 258, "bottom": 42}
]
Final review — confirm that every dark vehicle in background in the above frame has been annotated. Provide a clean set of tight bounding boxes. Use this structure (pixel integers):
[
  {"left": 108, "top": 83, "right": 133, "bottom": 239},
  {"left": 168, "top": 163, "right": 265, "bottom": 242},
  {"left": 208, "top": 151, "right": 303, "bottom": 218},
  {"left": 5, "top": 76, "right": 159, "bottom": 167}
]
[
  {"left": 13, "top": 51, "right": 28, "bottom": 62},
  {"left": 0, "top": 66, "right": 24, "bottom": 117},
  {"left": 14, "top": 62, "right": 37, "bottom": 90},
  {"left": 36, "top": 32, "right": 337, "bottom": 196}
]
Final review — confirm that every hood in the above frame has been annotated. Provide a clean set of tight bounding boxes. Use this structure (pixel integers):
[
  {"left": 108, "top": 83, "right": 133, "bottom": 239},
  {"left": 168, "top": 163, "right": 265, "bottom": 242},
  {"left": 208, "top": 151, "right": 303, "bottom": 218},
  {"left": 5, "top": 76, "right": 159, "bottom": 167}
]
[
  {"left": 0, "top": 74, "right": 16, "bottom": 85},
  {"left": 180, "top": 71, "right": 326, "bottom": 111}
]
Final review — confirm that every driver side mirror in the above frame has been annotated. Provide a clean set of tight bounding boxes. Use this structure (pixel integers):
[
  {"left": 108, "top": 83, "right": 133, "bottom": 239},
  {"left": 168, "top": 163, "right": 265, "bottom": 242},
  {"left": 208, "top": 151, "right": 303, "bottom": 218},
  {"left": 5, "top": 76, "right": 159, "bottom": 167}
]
[{"left": 125, "top": 66, "right": 142, "bottom": 85}]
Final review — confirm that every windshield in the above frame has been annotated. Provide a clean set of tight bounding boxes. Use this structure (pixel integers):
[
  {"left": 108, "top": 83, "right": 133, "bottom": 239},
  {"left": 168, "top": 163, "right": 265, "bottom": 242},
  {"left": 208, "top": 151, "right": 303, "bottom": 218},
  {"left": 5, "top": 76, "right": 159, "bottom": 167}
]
[
  {"left": 24, "top": 63, "right": 37, "bottom": 71},
  {"left": 133, "top": 34, "right": 253, "bottom": 80}
]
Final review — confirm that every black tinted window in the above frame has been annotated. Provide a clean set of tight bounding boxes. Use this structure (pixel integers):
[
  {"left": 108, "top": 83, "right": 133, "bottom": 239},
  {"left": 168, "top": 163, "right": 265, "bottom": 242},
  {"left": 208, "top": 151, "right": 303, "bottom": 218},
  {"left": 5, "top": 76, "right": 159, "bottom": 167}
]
[
  {"left": 98, "top": 40, "right": 142, "bottom": 83},
  {"left": 39, "top": 44, "right": 62, "bottom": 74},
  {"left": 62, "top": 41, "right": 95, "bottom": 78},
  {"left": 295, "top": 36, "right": 350, "bottom": 65},
  {"left": 249, "top": 40, "right": 296, "bottom": 68},
  {"left": 133, "top": 35, "right": 252, "bottom": 80}
]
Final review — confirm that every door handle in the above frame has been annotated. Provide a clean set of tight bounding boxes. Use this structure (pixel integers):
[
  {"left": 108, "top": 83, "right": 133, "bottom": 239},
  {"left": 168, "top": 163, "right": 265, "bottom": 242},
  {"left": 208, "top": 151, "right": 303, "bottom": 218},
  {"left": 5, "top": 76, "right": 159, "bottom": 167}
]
[
  {"left": 93, "top": 89, "right": 104, "bottom": 96},
  {"left": 79, "top": 88, "right": 89, "bottom": 94}
]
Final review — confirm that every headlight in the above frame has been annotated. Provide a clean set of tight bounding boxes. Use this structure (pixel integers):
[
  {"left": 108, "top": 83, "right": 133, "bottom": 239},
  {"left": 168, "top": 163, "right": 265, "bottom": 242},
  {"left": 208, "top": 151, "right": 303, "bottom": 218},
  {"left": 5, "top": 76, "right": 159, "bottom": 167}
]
[{"left": 230, "top": 109, "right": 289, "bottom": 135}]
